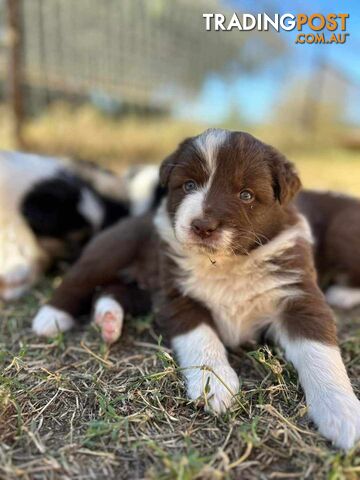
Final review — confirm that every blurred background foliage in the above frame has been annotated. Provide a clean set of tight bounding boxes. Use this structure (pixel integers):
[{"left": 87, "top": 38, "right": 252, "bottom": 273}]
[{"left": 0, "top": 0, "right": 359, "bottom": 193}]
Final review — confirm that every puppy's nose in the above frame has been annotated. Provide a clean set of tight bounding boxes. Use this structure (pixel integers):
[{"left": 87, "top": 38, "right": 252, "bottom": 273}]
[{"left": 191, "top": 218, "right": 219, "bottom": 239}]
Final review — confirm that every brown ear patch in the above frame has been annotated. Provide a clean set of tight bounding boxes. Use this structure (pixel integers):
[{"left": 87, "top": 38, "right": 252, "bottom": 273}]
[
  {"left": 267, "top": 146, "right": 302, "bottom": 204},
  {"left": 159, "top": 153, "right": 177, "bottom": 188},
  {"left": 160, "top": 136, "right": 200, "bottom": 187}
]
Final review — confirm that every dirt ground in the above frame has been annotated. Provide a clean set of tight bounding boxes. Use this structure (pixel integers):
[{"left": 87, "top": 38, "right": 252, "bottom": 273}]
[
  {"left": 0, "top": 107, "right": 360, "bottom": 479},
  {"left": 0, "top": 275, "right": 359, "bottom": 480}
]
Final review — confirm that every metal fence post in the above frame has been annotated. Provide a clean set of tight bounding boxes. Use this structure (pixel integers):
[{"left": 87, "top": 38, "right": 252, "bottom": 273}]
[{"left": 6, "top": 0, "right": 25, "bottom": 148}]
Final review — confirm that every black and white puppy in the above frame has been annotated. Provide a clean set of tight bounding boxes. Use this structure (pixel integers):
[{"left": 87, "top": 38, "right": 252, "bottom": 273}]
[{"left": 0, "top": 151, "right": 160, "bottom": 300}]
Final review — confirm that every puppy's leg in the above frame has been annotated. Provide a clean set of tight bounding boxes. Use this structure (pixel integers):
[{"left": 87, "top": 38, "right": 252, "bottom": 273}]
[
  {"left": 275, "top": 282, "right": 360, "bottom": 450},
  {"left": 322, "top": 208, "right": 360, "bottom": 309},
  {"left": 33, "top": 216, "right": 150, "bottom": 337},
  {"left": 158, "top": 297, "right": 239, "bottom": 414},
  {"left": 93, "top": 283, "right": 151, "bottom": 344}
]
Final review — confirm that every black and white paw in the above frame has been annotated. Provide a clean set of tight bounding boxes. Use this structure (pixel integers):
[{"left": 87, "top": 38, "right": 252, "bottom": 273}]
[
  {"left": 93, "top": 296, "right": 124, "bottom": 344},
  {"left": 310, "top": 390, "right": 360, "bottom": 450},
  {"left": 32, "top": 305, "right": 74, "bottom": 337},
  {"left": 186, "top": 364, "right": 240, "bottom": 414}
]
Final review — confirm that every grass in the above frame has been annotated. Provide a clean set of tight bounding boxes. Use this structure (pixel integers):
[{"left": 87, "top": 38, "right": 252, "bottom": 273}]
[
  {"left": 293, "top": 149, "right": 360, "bottom": 197},
  {"left": 1, "top": 105, "right": 360, "bottom": 478},
  {"left": 20, "top": 103, "right": 205, "bottom": 170},
  {"left": 0, "top": 277, "right": 359, "bottom": 479}
]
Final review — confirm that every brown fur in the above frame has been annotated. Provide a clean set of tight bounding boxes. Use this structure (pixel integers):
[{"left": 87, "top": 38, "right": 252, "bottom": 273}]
[
  {"left": 154, "top": 244, "right": 216, "bottom": 337},
  {"left": 50, "top": 215, "right": 158, "bottom": 318},
  {"left": 296, "top": 190, "right": 360, "bottom": 288},
  {"left": 274, "top": 238, "right": 337, "bottom": 345},
  {"left": 161, "top": 131, "right": 301, "bottom": 255},
  {"left": 47, "top": 130, "right": 337, "bottom": 348}
]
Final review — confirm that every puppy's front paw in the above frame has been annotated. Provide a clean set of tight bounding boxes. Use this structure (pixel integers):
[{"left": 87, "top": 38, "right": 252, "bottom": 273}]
[
  {"left": 93, "top": 296, "right": 124, "bottom": 344},
  {"left": 32, "top": 305, "right": 74, "bottom": 337},
  {"left": 310, "top": 390, "right": 360, "bottom": 450},
  {"left": 186, "top": 364, "right": 240, "bottom": 414}
]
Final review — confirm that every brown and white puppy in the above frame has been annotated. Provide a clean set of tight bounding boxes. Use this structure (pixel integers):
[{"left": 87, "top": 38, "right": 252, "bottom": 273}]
[
  {"left": 32, "top": 129, "right": 360, "bottom": 450},
  {"left": 296, "top": 190, "right": 360, "bottom": 309}
]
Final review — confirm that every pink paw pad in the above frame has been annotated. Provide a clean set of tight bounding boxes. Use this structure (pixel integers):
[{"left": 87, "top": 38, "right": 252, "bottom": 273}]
[{"left": 93, "top": 297, "right": 124, "bottom": 344}]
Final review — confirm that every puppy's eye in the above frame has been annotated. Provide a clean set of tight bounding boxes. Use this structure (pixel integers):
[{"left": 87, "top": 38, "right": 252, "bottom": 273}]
[
  {"left": 183, "top": 180, "right": 197, "bottom": 193},
  {"left": 239, "top": 190, "right": 254, "bottom": 202}
]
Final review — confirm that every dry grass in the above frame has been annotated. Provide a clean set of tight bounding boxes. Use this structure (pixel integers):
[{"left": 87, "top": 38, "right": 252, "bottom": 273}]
[
  {"left": 1, "top": 105, "right": 360, "bottom": 479},
  {"left": 21, "top": 103, "right": 205, "bottom": 170},
  {"left": 1, "top": 103, "right": 360, "bottom": 195},
  {"left": 291, "top": 149, "right": 360, "bottom": 197},
  {"left": 0, "top": 278, "right": 359, "bottom": 480},
  {"left": 3, "top": 103, "right": 358, "bottom": 196}
]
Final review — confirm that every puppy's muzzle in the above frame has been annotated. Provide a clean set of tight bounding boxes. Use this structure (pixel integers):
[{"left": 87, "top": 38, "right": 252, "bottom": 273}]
[{"left": 191, "top": 218, "right": 219, "bottom": 239}]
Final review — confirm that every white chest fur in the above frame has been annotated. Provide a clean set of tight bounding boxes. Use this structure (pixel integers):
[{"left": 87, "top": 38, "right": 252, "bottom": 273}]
[
  {"left": 155, "top": 204, "right": 312, "bottom": 348},
  {"left": 176, "top": 248, "right": 300, "bottom": 347}
]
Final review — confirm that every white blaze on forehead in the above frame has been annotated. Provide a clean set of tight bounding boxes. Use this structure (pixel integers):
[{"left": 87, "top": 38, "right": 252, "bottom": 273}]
[
  {"left": 195, "top": 128, "right": 230, "bottom": 175},
  {"left": 173, "top": 128, "right": 230, "bottom": 243}
]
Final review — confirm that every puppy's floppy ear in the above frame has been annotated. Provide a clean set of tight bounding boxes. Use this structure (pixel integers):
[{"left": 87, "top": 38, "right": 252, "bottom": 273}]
[
  {"left": 159, "top": 153, "right": 176, "bottom": 188},
  {"left": 267, "top": 146, "right": 301, "bottom": 204},
  {"left": 159, "top": 137, "right": 194, "bottom": 187}
]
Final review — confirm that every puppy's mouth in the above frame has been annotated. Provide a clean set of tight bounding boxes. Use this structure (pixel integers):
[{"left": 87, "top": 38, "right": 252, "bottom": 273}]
[{"left": 179, "top": 226, "right": 232, "bottom": 254}]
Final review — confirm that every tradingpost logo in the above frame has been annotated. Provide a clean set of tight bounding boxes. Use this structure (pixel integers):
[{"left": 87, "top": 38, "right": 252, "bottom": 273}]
[{"left": 203, "top": 13, "right": 350, "bottom": 45}]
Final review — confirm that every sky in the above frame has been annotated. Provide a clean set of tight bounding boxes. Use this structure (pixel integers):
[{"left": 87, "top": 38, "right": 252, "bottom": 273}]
[{"left": 177, "top": 0, "right": 360, "bottom": 125}]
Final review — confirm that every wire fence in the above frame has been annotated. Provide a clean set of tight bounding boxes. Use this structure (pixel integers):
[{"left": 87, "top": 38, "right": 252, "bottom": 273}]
[
  {"left": 1, "top": 0, "right": 357, "bottom": 149},
  {"left": 0, "top": 0, "right": 250, "bottom": 117}
]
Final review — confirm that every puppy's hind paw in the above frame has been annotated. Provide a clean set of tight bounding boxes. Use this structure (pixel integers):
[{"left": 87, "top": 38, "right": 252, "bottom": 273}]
[
  {"left": 32, "top": 305, "right": 74, "bottom": 337},
  {"left": 93, "top": 296, "right": 124, "bottom": 344}
]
